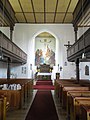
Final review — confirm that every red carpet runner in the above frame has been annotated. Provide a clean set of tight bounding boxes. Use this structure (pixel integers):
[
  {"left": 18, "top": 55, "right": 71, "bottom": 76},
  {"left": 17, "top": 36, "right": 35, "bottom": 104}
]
[
  {"left": 33, "top": 80, "right": 55, "bottom": 90},
  {"left": 25, "top": 90, "right": 59, "bottom": 120}
]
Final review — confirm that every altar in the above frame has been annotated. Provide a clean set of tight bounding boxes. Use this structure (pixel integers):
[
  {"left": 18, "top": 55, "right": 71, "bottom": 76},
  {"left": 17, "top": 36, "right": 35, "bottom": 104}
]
[
  {"left": 37, "top": 72, "right": 52, "bottom": 80},
  {"left": 37, "top": 64, "right": 52, "bottom": 80}
]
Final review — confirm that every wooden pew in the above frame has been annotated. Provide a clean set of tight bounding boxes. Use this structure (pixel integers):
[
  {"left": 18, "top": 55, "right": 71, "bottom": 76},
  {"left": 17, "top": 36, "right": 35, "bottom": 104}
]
[
  {"left": 0, "top": 95, "right": 7, "bottom": 120},
  {"left": 74, "top": 97, "right": 90, "bottom": 120},
  {"left": 54, "top": 79, "right": 89, "bottom": 99},
  {"left": 59, "top": 83, "right": 80, "bottom": 103},
  {"left": 0, "top": 83, "right": 25, "bottom": 109},
  {"left": 0, "top": 79, "right": 33, "bottom": 106},
  {"left": 54, "top": 79, "right": 90, "bottom": 120},
  {"left": 80, "top": 104, "right": 90, "bottom": 120},
  {"left": 54, "top": 79, "right": 77, "bottom": 98},
  {"left": 67, "top": 91, "right": 90, "bottom": 120},
  {"left": 10, "top": 79, "right": 33, "bottom": 102},
  {"left": 62, "top": 86, "right": 90, "bottom": 109},
  {"left": 0, "top": 89, "right": 21, "bottom": 110}
]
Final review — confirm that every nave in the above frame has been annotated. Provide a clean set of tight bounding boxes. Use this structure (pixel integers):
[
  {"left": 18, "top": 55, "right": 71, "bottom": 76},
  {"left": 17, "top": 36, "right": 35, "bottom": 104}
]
[
  {"left": 0, "top": 0, "right": 90, "bottom": 120},
  {"left": 5, "top": 79, "right": 66, "bottom": 120},
  {"left": 1, "top": 78, "right": 90, "bottom": 120}
]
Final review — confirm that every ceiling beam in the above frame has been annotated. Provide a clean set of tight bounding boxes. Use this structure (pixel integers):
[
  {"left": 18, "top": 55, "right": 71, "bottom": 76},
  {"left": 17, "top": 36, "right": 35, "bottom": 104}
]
[
  {"left": 15, "top": 15, "right": 19, "bottom": 23},
  {"left": 44, "top": 0, "right": 46, "bottom": 23},
  {"left": 53, "top": 0, "right": 58, "bottom": 23},
  {"left": 31, "top": 0, "right": 36, "bottom": 23},
  {"left": 18, "top": 0, "right": 27, "bottom": 23},
  {"left": 63, "top": 0, "right": 72, "bottom": 23},
  {"left": 15, "top": 12, "right": 72, "bottom": 14}
]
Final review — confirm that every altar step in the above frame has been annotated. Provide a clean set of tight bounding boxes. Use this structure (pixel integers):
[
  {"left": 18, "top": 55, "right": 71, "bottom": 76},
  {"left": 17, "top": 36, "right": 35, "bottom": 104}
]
[
  {"left": 33, "top": 79, "right": 54, "bottom": 90},
  {"left": 36, "top": 81, "right": 52, "bottom": 85}
]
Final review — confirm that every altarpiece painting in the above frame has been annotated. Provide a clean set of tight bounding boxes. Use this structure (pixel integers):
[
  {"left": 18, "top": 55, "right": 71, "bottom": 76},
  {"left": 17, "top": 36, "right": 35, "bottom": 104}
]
[{"left": 35, "top": 37, "right": 56, "bottom": 66}]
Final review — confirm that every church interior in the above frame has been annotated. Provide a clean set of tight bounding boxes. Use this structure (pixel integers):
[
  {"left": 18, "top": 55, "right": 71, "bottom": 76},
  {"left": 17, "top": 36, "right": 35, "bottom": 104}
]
[{"left": 0, "top": 0, "right": 90, "bottom": 120}]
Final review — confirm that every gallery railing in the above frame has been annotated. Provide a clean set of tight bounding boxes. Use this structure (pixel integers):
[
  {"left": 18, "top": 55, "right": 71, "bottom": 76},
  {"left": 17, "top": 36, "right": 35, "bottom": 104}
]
[
  {"left": 67, "top": 28, "right": 90, "bottom": 61},
  {"left": 0, "top": 31, "right": 27, "bottom": 63}
]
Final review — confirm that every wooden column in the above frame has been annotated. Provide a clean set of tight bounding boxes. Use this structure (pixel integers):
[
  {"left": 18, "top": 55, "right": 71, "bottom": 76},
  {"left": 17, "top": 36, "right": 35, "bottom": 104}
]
[
  {"left": 10, "top": 26, "right": 14, "bottom": 41},
  {"left": 7, "top": 58, "right": 11, "bottom": 79},
  {"left": 75, "top": 58, "right": 80, "bottom": 83},
  {"left": 74, "top": 26, "right": 78, "bottom": 42}
]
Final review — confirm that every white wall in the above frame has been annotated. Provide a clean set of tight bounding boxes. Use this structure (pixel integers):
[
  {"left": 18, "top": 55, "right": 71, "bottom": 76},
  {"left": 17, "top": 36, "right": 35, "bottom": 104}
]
[
  {"left": 0, "top": 62, "right": 7, "bottom": 78},
  {"left": 0, "top": 27, "right": 10, "bottom": 39},
  {"left": 77, "top": 27, "right": 89, "bottom": 39},
  {"left": 0, "top": 62, "right": 28, "bottom": 78},
  {"left": 80, "top": 62, "right": 90, "bottom": 80},
  {"left": 13, "top": 24, "right": 75, "bottom": 79},
  {"left": 0, "top": 24, "right": 90, "bottom": 80}
]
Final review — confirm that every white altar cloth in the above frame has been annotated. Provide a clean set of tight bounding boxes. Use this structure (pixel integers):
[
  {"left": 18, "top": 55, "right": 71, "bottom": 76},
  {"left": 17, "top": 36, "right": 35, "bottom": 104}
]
[{"left": 37, "top": 72, "right": 52, "bottom": 76}]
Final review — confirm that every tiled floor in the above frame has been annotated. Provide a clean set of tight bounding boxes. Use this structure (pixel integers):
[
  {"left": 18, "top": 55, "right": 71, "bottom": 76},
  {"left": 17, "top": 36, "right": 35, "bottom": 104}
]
[{"left": 6, "top": 90, "right": 66, "bottom": 120}]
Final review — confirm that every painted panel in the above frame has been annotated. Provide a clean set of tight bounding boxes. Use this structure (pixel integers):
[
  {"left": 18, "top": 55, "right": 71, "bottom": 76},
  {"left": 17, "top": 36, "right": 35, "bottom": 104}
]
[{"left": 35, "top": 37, "right": 56, "bottom": 66}]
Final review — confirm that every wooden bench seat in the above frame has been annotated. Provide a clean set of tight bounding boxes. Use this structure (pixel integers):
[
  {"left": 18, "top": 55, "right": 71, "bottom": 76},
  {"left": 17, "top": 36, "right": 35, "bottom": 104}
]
[
  {"left": 67, "top": 91, "right": 90, "bottom": 120},
  {"left": 59, "top": 83, "right": 80, "bottom": 103},
  {"left": 0, "top": 79, "right": 33, "bottom": 106},
  {"left": 62, "top": 87, "right": 90, "bottom": 109},
  {"left": 0, "top": 95, "right": 7, "bottom": 120},
  {"left": 54, "top": 79, "right": 90, "bottom": 120},
  {"left": 0, "top": 89, "right": 21, "bottom": 110},
  {"left": 80, "top": 104, "right": 90, "bottom": 120},
  {"left": 54, "top": 79, "right": 89, "bottom": 99},
  {"left": 55, "top": 79, "right": 77, "bottom": 98},
  {"left": 74, "top": 97, "right": 90, "bottom": 120}
]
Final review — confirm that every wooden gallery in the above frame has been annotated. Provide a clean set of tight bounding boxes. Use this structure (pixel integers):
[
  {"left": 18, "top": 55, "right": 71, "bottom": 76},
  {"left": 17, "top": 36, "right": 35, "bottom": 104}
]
[{"left": 0, "top": 0, "right": 90, "bottom": 120}]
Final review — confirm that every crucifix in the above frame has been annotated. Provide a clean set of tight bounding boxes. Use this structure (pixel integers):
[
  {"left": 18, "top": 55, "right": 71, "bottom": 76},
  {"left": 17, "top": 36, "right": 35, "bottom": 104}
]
[{"left": 64, "top": 41, "right": 72, "bottom": 48}]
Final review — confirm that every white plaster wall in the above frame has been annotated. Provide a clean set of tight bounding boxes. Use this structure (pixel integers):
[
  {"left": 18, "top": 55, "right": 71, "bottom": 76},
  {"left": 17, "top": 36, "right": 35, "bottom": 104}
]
[
  {"left": 1, "top": 24, "right": 89, "bottom": 80},
  {"left": 13, "top": 24, "right": 75, "bottom": 79},
  {"left": 0, "top": 27, "right": 10, "bottom": 39},
  {"left": 10, "top": 63, "right": 28, "bottom": 78},
  {"left": 0, "top": 26, "right": 28, "bottom": 78},
  {"left": 0, "top": 62, "right": 7, "bottom": 78},
  {"left": 80, "top": 62, "right": 90, "bottom": 80},
  {"left": 77, "top": 27, "right": 89, "bottom": 39},
  {"left": 0, "top": 62, "right": 28, "bottom": 78}
]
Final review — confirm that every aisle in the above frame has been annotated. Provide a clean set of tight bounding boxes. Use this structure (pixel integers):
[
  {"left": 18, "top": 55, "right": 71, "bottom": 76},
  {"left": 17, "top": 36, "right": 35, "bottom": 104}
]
[
  {"left": 6, "top": 79, "right": 66, "bottom": 120},
  {"left": 33, "top": 79, "right": 54, "bottom": 90},
  {"left": 25, "top": 90, "right": 59, "bottom": 120}
]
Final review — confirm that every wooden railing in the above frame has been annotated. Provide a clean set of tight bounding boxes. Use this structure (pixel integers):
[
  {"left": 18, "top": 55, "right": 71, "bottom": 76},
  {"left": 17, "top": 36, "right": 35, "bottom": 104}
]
[
  {"left": 0, "top": 0, "right": 15, "bottom": 26},
  {"left": 67, "top": 28, "right": 90, "bottom": 61},
  {"left": 73, "top": 0, "right": 89, "bottom": 27},
  {"left": 0, "top": 31, "right": 27, "bottom": 63}
]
